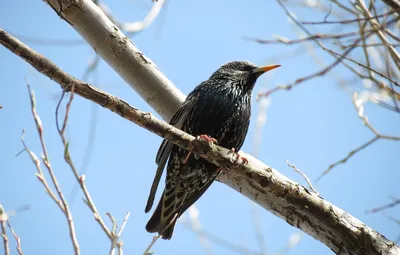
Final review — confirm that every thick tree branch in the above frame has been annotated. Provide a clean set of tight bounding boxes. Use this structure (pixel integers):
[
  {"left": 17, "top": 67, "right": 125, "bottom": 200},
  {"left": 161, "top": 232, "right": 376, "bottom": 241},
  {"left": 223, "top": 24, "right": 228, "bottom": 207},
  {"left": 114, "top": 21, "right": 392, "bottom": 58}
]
[
  {"left": 1, "top": 27, "right": 399, "bottom": 255},
  {"left": 44, "top": 0, "right": 184, "bottom": 121}
]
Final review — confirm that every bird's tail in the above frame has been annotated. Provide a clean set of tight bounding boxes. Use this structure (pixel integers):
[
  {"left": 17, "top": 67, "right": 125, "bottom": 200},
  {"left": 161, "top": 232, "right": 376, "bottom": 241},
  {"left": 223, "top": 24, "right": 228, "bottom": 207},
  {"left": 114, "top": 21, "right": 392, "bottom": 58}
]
[{"left": 145, "top": 192, "right": 180, "bottom": 240}]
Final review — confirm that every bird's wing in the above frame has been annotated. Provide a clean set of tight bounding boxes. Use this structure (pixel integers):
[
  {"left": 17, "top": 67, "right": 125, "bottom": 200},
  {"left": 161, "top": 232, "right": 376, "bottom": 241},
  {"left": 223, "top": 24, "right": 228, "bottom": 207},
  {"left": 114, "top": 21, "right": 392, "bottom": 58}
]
[
  {"left": 179, "top": 170, "right": 220, "bottom": 214},
  {"left": 146, "top": 158, "right": 219, "bottom": 239},
  {"left": 145, "top": 99, "right": 195, "bottom": 213}
]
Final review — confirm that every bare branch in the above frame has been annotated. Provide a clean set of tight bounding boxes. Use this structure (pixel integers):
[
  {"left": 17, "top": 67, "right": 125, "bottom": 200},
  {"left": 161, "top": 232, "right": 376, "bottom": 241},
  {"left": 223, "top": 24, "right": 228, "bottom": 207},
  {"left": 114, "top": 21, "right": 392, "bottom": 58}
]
[
  {"left": 181, "top": 216, "right": 264, "bottom": 255},
  {"left": 256, "top": 0, "right": 400, "bottom": 99},
  {"left": 54, "top": 89, "right": 113, "bottom": 240},
  {"left": 44, "top": 0, "right": 184, "bottom": 121},
  {"left": 0, "top": 205, "right": 9, "bottom": 255},
  {"left": 357, "top": 0, "right": 400, "bottom": 72},
  {"left": 317, "top": 136, "right": 379, "bottom": 182},
  {"left": 379, "top": 0, "right": 400, "bottom": 16},
  {"left": 366, "top": 197, "right": 400, "bottom": 214},
  {"left": 317, "top": 92, "right": 400, "bottom": 181},
  {"left": 300, "top": 11, "right": 396, "bottom": 25},
  {"left": 286, "top": 160, "right": 318, "bottom": 194},
  {"left": 326, "top": 47, "right": 400, "bottom": 87},
  {"left": 20, "top": 130, "right": 65, "bottom": 212},
  {"left": 143, "top": 235, "right": 160, "bottom": 255},
  {"left": 25, "top": 83, "right": 80, "bottom": 255},
  {"left": 6, "top": 221, "right": 24, "bottom": 255},
  {"left": 1, "top": 27, "right": 399, "bottom": 254},
  {"left": 246, "top": 19, "right": 397, "bottom": 46}
]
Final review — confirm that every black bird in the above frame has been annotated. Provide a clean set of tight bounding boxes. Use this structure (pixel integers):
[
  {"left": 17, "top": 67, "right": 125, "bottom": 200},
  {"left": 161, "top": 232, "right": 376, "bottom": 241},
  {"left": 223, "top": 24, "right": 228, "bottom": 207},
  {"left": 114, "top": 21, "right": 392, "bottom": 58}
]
[{"left": 145, "top": 61, "right": 280, "bottom": 239}]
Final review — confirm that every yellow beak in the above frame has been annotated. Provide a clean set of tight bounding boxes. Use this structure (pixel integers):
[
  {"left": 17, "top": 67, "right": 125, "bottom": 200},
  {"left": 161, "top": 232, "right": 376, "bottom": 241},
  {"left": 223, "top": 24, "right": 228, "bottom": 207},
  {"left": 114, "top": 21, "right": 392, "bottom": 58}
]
[{"left": 252, "top": 64, "right": 281, "bottom": 73}]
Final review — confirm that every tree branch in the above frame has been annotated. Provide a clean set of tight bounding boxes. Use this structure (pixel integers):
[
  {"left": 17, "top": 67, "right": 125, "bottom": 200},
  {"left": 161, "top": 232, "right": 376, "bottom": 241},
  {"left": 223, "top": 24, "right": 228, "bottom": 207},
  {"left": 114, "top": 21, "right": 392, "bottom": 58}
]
[
  {"left": 1, "top": 26, "right": 399, "bottom": 254},
  {"left": 43, "top": 0, "right": 184, "bottom": 121},
  {"left": 1, "top": 205, "right": 9, "bottom": 255},
  {"left": 379, "top": 0, "right": 400, "bottom": 16}
]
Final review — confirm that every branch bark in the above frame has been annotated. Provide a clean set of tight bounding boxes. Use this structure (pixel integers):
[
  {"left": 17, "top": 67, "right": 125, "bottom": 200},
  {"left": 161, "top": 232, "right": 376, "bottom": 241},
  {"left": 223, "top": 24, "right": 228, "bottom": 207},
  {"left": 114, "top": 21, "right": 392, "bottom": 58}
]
[
  {"left": 380, "top": 0, "right": 400, "bottom": 16},
  {"left": 1, "top": 0, "right": 399, "bottom": 254},
  {"left": 45, "top": 0, "right": 185, "bottom": 121}
]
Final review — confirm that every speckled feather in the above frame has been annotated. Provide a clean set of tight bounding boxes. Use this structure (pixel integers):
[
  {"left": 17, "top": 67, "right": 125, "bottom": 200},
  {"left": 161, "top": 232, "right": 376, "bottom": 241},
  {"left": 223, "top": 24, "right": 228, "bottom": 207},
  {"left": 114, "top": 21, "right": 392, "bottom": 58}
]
[{"left": 145, "top": 61, "right": 270, "bottom": 239}]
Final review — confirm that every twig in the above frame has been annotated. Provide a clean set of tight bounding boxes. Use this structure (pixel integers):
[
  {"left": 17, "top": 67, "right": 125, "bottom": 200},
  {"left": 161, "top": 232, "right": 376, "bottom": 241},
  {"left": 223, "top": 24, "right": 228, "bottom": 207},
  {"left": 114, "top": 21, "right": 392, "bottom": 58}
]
[
  {"left": 254, "top": 0, "right": 400, "bottom": 103},
  {"left": 56, "top": 80, "right": 131, "bottom": 254},
  {"left": 386, "top": 29, "right": 400, "bottom": 43},
  {"left": 258, "top": 36, "right": 362, "bottom": 97},
  {"left": 326, "top": 46, "right": 400, "bottom": 87},
  {"left": 352, "top": 92, "right": 400, "bottom": 140},
  {"left": 186, "top": 206, "right": 215, "bottom": 255},
  {"left": 122, "top": 0, "right": 166, "bottom": 35},
  {"left": 6, "top": 221, "right": 24, "bottom": 255},
  {"left": 335, "top": 42, "right": 400, "bottom": 49},
  {"left": 69, "top": 58, "right": 101, "bottom": 205},
  {"left": 1, "top": 205, "right": 9, "bottom": 255},
  {"left": 1, "top": 221, "right": 9, "bottom": 255},
  {"left": 20, "top": 130, "right": 64, "bottom": 211},
  {"left": 366, "top": 197, "right": 400, "bottom": 214},
  {"left": 109, "top": 212, "right": 130, "bottom": 255},
  {"left": 117, "top": 242, "right": 124, "bottom": 255},
  {"left": 316, "top": 136, "right": 380, "bottom": 182},
  {"left": 328, "top": 0, "right": 358, "bottom": 14},
  {"left": 181, "top": 219, "right": 264, "bottom": 255},
  {"left": 117, "top": 212, "right": 130, "bottom": 238},
  {"left": 382, "top": 212, "right": 400, "bottom": 225},
  {"left": 54, "top": 87, "right": 112, "bottom": 240},
  {"left": 286, "top": 160, "right": 318, "bottom": 194},
  {"left": 246, "top": 31, "right": 361, "bottom": 45},
  {"left": 316, "top": 92, "right": 400, "bottom": 182},
  {"left": 384, "top": 38, "right": 400, "bottom": 111},
  {"left": 257, "top": 0, "right": 394, "bottom": 98},
  {"left": 246, "top": 18, "right": 397, "bottom": 46},
  {"left": 26, "top": 83, "right": 80, "bottom": 254},
  {"left": 143, "top": 234, "right": 160, "bottom": 255},
  {"left": 301, "top": 11, "right": 395, "bottom": 25},
  {"left": 379, "top": 0, "right": 400, "bottom": 16},
  {"left": 357, "top": 0, "right": 400, "bottom": 71}
]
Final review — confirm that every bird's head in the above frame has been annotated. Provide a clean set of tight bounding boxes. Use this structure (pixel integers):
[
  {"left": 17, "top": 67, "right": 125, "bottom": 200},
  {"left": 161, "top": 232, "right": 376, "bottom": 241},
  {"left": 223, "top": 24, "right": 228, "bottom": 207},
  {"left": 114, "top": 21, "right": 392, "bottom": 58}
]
[{"left": 209, "top": 61, "right": 281, "bottom": 91}]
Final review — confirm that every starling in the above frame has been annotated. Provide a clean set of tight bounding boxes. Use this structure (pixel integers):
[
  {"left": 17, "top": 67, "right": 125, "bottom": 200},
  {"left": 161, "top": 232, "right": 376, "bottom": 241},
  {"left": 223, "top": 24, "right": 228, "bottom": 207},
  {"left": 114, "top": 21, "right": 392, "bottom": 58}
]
[{"left": 145, "top": 61, "right": 280, "bottom": 239}]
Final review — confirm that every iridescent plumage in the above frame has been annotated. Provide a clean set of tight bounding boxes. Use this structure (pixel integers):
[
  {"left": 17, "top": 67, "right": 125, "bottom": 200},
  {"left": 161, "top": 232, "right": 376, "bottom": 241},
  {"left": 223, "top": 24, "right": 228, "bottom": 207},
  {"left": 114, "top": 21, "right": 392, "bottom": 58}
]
[{"left": 145, "top": 61, "right": 280, "bottom": 239}]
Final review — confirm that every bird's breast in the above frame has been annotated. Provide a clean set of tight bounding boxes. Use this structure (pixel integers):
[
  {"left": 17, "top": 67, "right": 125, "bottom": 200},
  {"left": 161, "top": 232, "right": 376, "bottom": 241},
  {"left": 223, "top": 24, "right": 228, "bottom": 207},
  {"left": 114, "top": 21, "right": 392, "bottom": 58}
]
[{"left": 183, "top": 85, "right": 251, "bottom": 150}]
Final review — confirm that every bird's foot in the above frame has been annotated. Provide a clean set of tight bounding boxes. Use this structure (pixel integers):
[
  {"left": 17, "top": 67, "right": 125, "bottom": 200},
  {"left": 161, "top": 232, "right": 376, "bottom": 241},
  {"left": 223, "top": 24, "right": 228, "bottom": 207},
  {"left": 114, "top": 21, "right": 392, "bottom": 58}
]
[
  {"left": 182, "top": 151, "right": 192, "bottom": 164},
  {"left": 183, "top": 135, "right": 217, "bottom": 164},
  {"left": 198, "top": 134, "right": 218, "bottom": 144},
  {"left": 230, "top": 148, "right": 249, "bottom": 165}
]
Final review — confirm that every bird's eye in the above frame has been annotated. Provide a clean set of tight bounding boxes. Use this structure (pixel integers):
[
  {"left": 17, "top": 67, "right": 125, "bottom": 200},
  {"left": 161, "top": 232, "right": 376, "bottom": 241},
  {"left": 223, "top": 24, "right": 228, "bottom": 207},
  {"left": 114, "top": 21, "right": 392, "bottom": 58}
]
[{"left": 238, "top": 65, "right": 254, "bottom": 72}]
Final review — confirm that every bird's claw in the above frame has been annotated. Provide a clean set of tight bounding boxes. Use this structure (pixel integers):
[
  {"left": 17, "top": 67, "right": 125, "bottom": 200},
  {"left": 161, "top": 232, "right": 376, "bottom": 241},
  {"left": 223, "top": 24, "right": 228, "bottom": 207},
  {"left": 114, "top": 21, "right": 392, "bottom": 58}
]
[
  {"left": 183, "top": 135, "right": 217, "bottom": 164},
  {"left": 230, "top": 148, "right": 248, "bottom": 165},
  {"left": 182, "top": 151, "right": 192, "bottom": 164},
  {"left": 197, "top": 134, "right": 217, "bottom": 144}
]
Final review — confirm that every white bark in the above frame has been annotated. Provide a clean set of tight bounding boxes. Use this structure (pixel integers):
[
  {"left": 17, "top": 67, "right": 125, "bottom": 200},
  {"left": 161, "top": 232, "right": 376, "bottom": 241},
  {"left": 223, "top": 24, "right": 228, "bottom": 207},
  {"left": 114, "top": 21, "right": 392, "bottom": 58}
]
[
  {"left": 46, "top": 0, "right": 184, "bottom": 121},
  {"left": 14, "top": 1, "right": 399, "bottom": 254}
]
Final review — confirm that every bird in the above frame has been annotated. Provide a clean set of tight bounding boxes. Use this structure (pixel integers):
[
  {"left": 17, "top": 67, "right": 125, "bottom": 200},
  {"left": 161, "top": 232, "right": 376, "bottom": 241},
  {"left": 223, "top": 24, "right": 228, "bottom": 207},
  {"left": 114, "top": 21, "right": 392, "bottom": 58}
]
[{"left": 145, "top": 60, "right": 280, "bottom": 239}]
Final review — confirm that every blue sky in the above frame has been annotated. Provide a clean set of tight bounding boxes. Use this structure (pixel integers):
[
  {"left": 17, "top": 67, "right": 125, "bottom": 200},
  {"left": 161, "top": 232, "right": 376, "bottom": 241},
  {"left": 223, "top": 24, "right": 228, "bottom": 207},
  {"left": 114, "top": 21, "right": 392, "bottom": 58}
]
[{"left": 1, "top": 0, "right": 399, "bottom": 254}]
